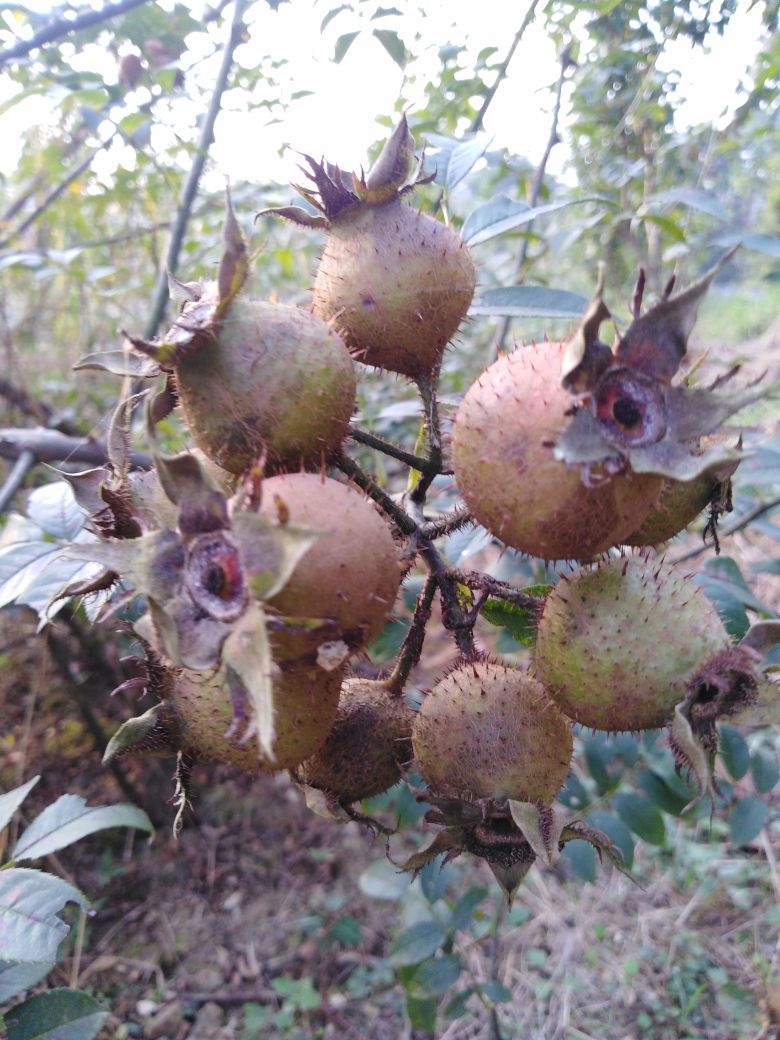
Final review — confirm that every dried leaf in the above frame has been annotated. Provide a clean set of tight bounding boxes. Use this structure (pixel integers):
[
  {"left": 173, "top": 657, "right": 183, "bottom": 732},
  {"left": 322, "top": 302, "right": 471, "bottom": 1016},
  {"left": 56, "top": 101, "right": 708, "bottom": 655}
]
[
  {"left": 507, "top": 801, "right": 568, "bottom": 867},
  {"left": 364, "top": 112, "right": 416, "bottom": 196},
  {"left": 73, "top": 349, "right": 161, "bottom": 378},
  {"left": 561, "top": 266, "right": 613, "bottom": 392},
  {"left": 222, "top": 601, "right": 277, "bottom": 761},
  {"left": 256, "top": 205, "right": 330, "bottom": 230},
  {"left": 216, "top": 189, "right": 250, "bottom": 314},
  {"left": 397, "top": 830, "right": 463, "bottom": 873}
]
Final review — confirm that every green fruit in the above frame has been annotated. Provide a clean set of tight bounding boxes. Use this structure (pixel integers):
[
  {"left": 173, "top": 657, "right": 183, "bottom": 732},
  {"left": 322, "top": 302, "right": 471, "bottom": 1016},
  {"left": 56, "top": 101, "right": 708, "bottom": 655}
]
[
  {"left": 175, "top": 297, "right": 356, "bottom": 475},
  {"left": 260, "top": 473, "right": 401, "bottom": 652},
  {"left": 452, "top": 341, "right": 663, "bottom": 561},
  {"left": 294, "top": 677, "right": 413, "bottom": 803},
  {"left": 313, "top": 198, "right": 476, "bottom": 379},
  {"left": 534, "top": 554, "right": 729, "bottom": 731},
  {"left": 412, "top": 659, "right": 573, "bottom": 803},
  {"left": 171, "top": 646, "right": 344, "bottom": 772}
]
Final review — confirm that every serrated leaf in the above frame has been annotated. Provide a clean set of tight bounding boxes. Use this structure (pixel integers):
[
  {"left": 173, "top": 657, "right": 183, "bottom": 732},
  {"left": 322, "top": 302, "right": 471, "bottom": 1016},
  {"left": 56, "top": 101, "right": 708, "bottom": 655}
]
[
  {"left": 0, "top": 777, "right": 39, "bottom": 834},
  {"left": 649, "top": 187, "right": 727, "bottom": 220},
  {"left": 729, "top": 796, "right": 768, "bottom": 846},
  {"left": 12, "top": 798, "right": 152, "bottom": 861},
  {"left": 470, "top": 286, "right": 588, "bottom": 319},
  {"left": 390, "top": 921, "right": 446, "bottom": 966},
  {"left": 480, "top": 598, "right": 539, "bottom": 646},
  {"left": 5, "top": 988, "right": 107, "bottom": 1040},
  {"left": 0, "top": 869, "right": 87, "bottom": 962},
  {"left": 614, "top": 793, "right": 666, "bottom": 845},
  {"left": 719, "top": 723, "right": 750, "bottom": 780}
]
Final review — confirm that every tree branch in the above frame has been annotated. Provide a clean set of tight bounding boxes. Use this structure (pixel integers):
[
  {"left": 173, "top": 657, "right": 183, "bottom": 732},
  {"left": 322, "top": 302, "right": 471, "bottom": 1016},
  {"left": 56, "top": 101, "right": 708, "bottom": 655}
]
[
  {"left": 0, "top": 377, "right": 53, "bottom": 424},
  {"left": 0, "top": 449, "right": 36, "bottom": 513},
  {"left": 670, "top": 495, "right": 780, "bottom": 564},
  {"left": 142, "top": 0, "right": 249, "bottom": 341},
  {"left": 0, "top": 0, "right": 151, "bottom": 67},
  {"left": 349, "top": 426, "right": 449, "bottom": 476},
  {"left": 334, "top": 452, "right": 418, "bottom": 537},
  {"left": 0, "top": 427, "right": 151, "bottom": 468},
  {"left": 470, "top": 0, "right": 542, "bottom": 133}
]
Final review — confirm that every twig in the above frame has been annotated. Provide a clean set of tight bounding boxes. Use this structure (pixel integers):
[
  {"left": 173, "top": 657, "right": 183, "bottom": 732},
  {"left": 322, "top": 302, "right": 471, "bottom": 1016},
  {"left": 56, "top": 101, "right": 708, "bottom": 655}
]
[
  {"left": 142, "top": 0, "right": 248, "bottom": 342},
  {"left": 69, "top": 906, "right": 88, "bottom": 989},
  {"left": 349, "top": 426, "right": 448, "bottom": 476},
  {"left": 0, "top": 449, "right": 36, "bottom": 514},
  {"left": 0, "top": 427, "right": 151, "bottom": 468},
  {"left": 0, "top": 0, "right": 151, "bottom": 67},
  {"left": 487, "top": 898, "right": 507, "bottom": 1040},
  {"left": 389, "top": 572, "right": 437, "bottom": 691},
  {"left": 0, "top": 377, "right": 53, "bottom": 424},
  {"left": 670, "top": 495, "right": 780, "bottom": 564},
  {"left": 0, "top": 133, "right": 118, "bottom": 251},
  {"left": 420, "top": 507, "right": 473, "bottom": 540},
  {"left": 419, "top": 540, "right": 477, "bottom": 659},
  {"left": 451, "top": 568, "right": 542, "bottom": 612},
  {"left": 491, "top": 47, "right": 570, "bottom": 360},
  {"left": 334, "top": 452, "right": 419, "bottom": 537},
  {"left": 470, "top": 0, "right": 542, "bottom": 134},
  {"left": 409, "top": 376, "right": 445, "bottom": 506}
]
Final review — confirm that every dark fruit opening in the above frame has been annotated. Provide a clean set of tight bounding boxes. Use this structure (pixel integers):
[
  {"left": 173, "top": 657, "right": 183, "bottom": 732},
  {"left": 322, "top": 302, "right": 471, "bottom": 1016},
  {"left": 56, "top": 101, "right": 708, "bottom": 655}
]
[
  {"left": 695, "top": 681, "right": 719, "bottom": 705},
  {"left": 464, "top": 818, "right": 535, "bottom": 869},
  {"left": 612, "top": 396, "right": 642, "bottom": 427},
  {"left": 203, "top": 563, "right": 228, "bottom": 599}
]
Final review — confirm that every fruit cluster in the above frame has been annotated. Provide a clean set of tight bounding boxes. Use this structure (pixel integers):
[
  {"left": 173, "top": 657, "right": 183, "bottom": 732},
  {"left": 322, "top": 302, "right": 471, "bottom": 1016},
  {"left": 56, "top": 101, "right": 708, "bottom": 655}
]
[{"left": 67, "top": 116, "right": 775, "bottom": 898}]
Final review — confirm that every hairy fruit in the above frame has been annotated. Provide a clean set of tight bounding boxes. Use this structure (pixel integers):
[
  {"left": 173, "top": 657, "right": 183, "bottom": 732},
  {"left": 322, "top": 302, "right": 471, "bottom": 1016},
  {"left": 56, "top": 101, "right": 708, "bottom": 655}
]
[
  {"left": 534, "top": 554, "right": 729, "bottom": 731},
  {"left": 452, "top": 342, "right": 664, "bottom": 560},
  {"left": 260, "top": 473, "right": 401, "bottom": 651},
  {"left": 294, "top": 677, "right": 413, "bottom": 803},
  {"left": 412, "top": 659, "right": 573, "bottom": 803}
]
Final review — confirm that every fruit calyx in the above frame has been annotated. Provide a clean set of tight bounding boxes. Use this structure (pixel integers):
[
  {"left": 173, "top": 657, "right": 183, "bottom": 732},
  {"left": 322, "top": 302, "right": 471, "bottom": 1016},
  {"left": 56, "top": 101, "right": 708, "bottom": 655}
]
[
  {"left": 554, "top": 250, "right": 767, "bottom": 486},
  {"left": 259, "top": 113, "right": 432, "bottom": 229}
]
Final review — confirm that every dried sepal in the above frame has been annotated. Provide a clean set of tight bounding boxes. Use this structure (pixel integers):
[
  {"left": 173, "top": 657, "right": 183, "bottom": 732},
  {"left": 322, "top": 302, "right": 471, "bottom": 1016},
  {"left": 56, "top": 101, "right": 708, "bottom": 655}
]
[
  {"left": 255, "top": 205, "right": 330, "bottom": 230},
  {"left": 561, "top": 264, "right": 613, "bottom": 393},
  {"left": 397, "top": 830, "right": 464, "bottom": 874},
  {"left": 152, "top": 450, "right": 228, "bottom": 537},
  {"left": 296, "top": 783, "right": 354, "bottom": 823},
  {"left": 231, "top": 509, "right": 323, "bottom": 600},
  {"left": 73, "top": 349, "right": 161, "bottom": 379},
  {"left": 559, "top": 821, "right": 637, "bottom": 883},
  {"left": 739, "top": 620, "right": 780, "bottom": 657},
  {"left": 507, "top": 800, "right": 568, "bottom": 867},
  {"left": 216, "top": 189, "right": 250, "bottom": 317},
  {"left": 172, "top": 749, "right": 195, "bottom": 839},
  {"left": 221, "top": 600, "right": 277, "bottom": 760}
]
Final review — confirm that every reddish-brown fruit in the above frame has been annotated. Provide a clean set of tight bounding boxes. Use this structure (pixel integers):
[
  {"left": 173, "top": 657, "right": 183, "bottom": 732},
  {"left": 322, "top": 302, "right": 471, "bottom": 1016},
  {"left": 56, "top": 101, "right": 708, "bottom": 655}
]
[
  {"left": 294, "top": 677, "right": 413, "bottom": 802},
  {"left": 452, "top": 341, "right": 664, "bottom": 560},
  {"left": 175, "top": 297, "right": 356, "bottom": 475},
  {"left": 412, "top": 659, "right": 573, "bottom": 803},
  {"left": 534, "top": 554, "right": 729, "bottom": 731},
  {"left": 260, "top": 473, "right": 401, "bottom": 651},
  {"left": 313, "top": 198, "right": 476, "bottom": 379}
]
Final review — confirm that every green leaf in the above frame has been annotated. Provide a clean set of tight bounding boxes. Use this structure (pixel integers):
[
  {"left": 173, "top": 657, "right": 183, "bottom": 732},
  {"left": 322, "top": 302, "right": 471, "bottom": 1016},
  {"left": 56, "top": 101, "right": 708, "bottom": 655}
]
[
  {"left": 444, "top": 986, "right": 475, "bottom": 1020},
  {"left": 729, "top": 796, "right": 769, "bottom": 846},
  {"left": 328, "top": 915, "right": 362, "bottom": 946},
  {"left": 0, "top": 777, "right": 39, "bottom": 834},
  {"left": 333, "top": 31, "right": 359, "bottom": 62},
  {"left": 695, "top": 557, "right": 776, "bottom": 639},
  {"left": 5, "top": 988, "right": 107, "bottom": 1040},
  {"left": 450, "top": 885, "right": 488, "bottom": 931},
  {"left": 480, "top": 598, "right": 538, "bottom": 646},
  {"left": 648, "top": 187, "right": 727, "bottom": 220},
  {"left": 404, "top": 993, "right": 437, "bottom": 1033},
  {"left": 13, "top": 798, "right": 152, "bottom": 861},
  {"left": 0, "top": 960, "right": 53, "bottom": 1004},
  {"left": 27, "top": 482, "right": 87, "bottom": 541},
  {"left": 480, "top": 980, "right": 512, "bottom": 1005},
  {"left": 639, "top": 213, "right": 686, "bottom": 242},
  {"left": 561, "top": 839, "right": 597, "bottom": 881},
  {"left": 0, "top": 869, "right": 88, "bottom": 963},
  {"left": 719, "top": 724, "right": 750, "bottom": 780},
  {"left": 442, "top": 133, "right": 493, "bottom": 191},
  {"left": 463, "top": 195, "right": 609, "bottom": 246},
  {"left": 358, "top": 859, "right": 410, "bottom": 901},
  {"left": 390, "top": 921, "right": 446, "bottom": 967},
  {"left": 636, "top": 768, "right": 690, "bottom": 816},
  {"left": 583, "top": 738, "right": 613, "bottom": 793},
  {"left": 372, "top": 28, "right": 406, "bottom": 68},
  {"left": 751, "top": 748, "right": 779, "bottom": 793},
  {"left": 408, "top": 955, "right": 461, "bottom": 997},
  {"left": 614, "top": 793, "right": 666, "bottom": 846},
  {"left": 586, "top": 810, "right": 634, "bottom": 869},
  {"left": 742, "top": 233, "right": 780, "bottom": 258},
  {"left": 470, "top": 286, "right": 588, "bottom": 319},
  {"left": 271, "top": 976, "right": 320, "bottom": 1011}
]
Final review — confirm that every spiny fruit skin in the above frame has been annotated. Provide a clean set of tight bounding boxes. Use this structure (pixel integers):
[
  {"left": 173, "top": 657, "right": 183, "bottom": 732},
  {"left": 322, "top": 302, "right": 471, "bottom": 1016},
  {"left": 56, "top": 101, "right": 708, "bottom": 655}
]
[
  {"left": 412, "top": 659, "right": 573, "bottom": 803},
  {"left": 294, "top": 677, "right": 413, "bottom": 802},
  {"left": 534, "top": 554, "right": 729, "bottom": 731},
  {"left": 171, "top": 647, "right": 344, "bottom": 772},
  {"left": 260, "top": 473, "right": 401, "bottom": 652},
  {"left": 312, "top": 198, "right": 476, "bottom": 379},
  {"left": 175, "top": 297, "right": 356, "bottom": 475},
  {"left": 452, "top": 341, "right": 664, "bottom": 561}
]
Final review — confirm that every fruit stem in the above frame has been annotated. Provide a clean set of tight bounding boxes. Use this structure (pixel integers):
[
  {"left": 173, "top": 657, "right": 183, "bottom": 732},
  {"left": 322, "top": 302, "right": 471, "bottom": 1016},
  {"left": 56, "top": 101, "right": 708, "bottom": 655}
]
[
  {"left": 389, "top": 572, "right": 438, "bottom": 693},
  {"left": 349, "top": 425, "right": 450, "bottom": 477},
  {"left": 420, "top": 507, "right": 473, "bottom": 540},
  {"left": 334, "top": 452, "right": 419, "bottom": 537},
  {"left": 419, "top": 539, "right": 478, "bottom": 659},
  {"left": 410, "top": 375, "right": 444, "bottom": 506},
  {"left": 451, "top": 568, "right": 543, "bottom": 613}
]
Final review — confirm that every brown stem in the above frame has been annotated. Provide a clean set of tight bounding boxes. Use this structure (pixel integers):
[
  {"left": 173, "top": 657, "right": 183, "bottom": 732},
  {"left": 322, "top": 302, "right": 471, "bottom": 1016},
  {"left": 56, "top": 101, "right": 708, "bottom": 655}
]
[
  {"left": 349, "top": 426, "right": 448, "bottom": 476},
  {"left": 419, "top": 541, "right": 477, "bottom": 659},
  {"left": 671, "top": 495, "right": 780, "bottom": 564},
  {"left": 0, "top": 450, "right": 36, "bottom": 515},
  {"left": 0, "top": 377, "right": 53, "bottom": 424},
  {"left": 470, "top": 0, "right": 542, "bottom": 133},
  {"left": 141, "top": 0, "right": 248, "bottom": 342},
  {"left": 388, "top": 572, "right": 437, "bottom": 692},
  {"left": 0, "top": 0, "right": 151, "bottom": 67},
  {"left": 420, "top": 507, "right": 472, "bottom": 540},
  {"left": 334, "top": 452, "right": 419, "bottom": 537},
  {"left": 451, "top": 568, "right": 542, "bottom": 612},
  {"left": 409, "top": 375, "right": 444, "bottom": 506}
]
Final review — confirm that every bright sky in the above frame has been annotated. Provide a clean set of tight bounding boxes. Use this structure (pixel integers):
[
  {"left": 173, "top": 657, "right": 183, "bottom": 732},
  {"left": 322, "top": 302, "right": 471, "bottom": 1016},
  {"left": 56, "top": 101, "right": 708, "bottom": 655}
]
[{"left": 0, "top": 0, "right": 769, "bottom": 190}]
